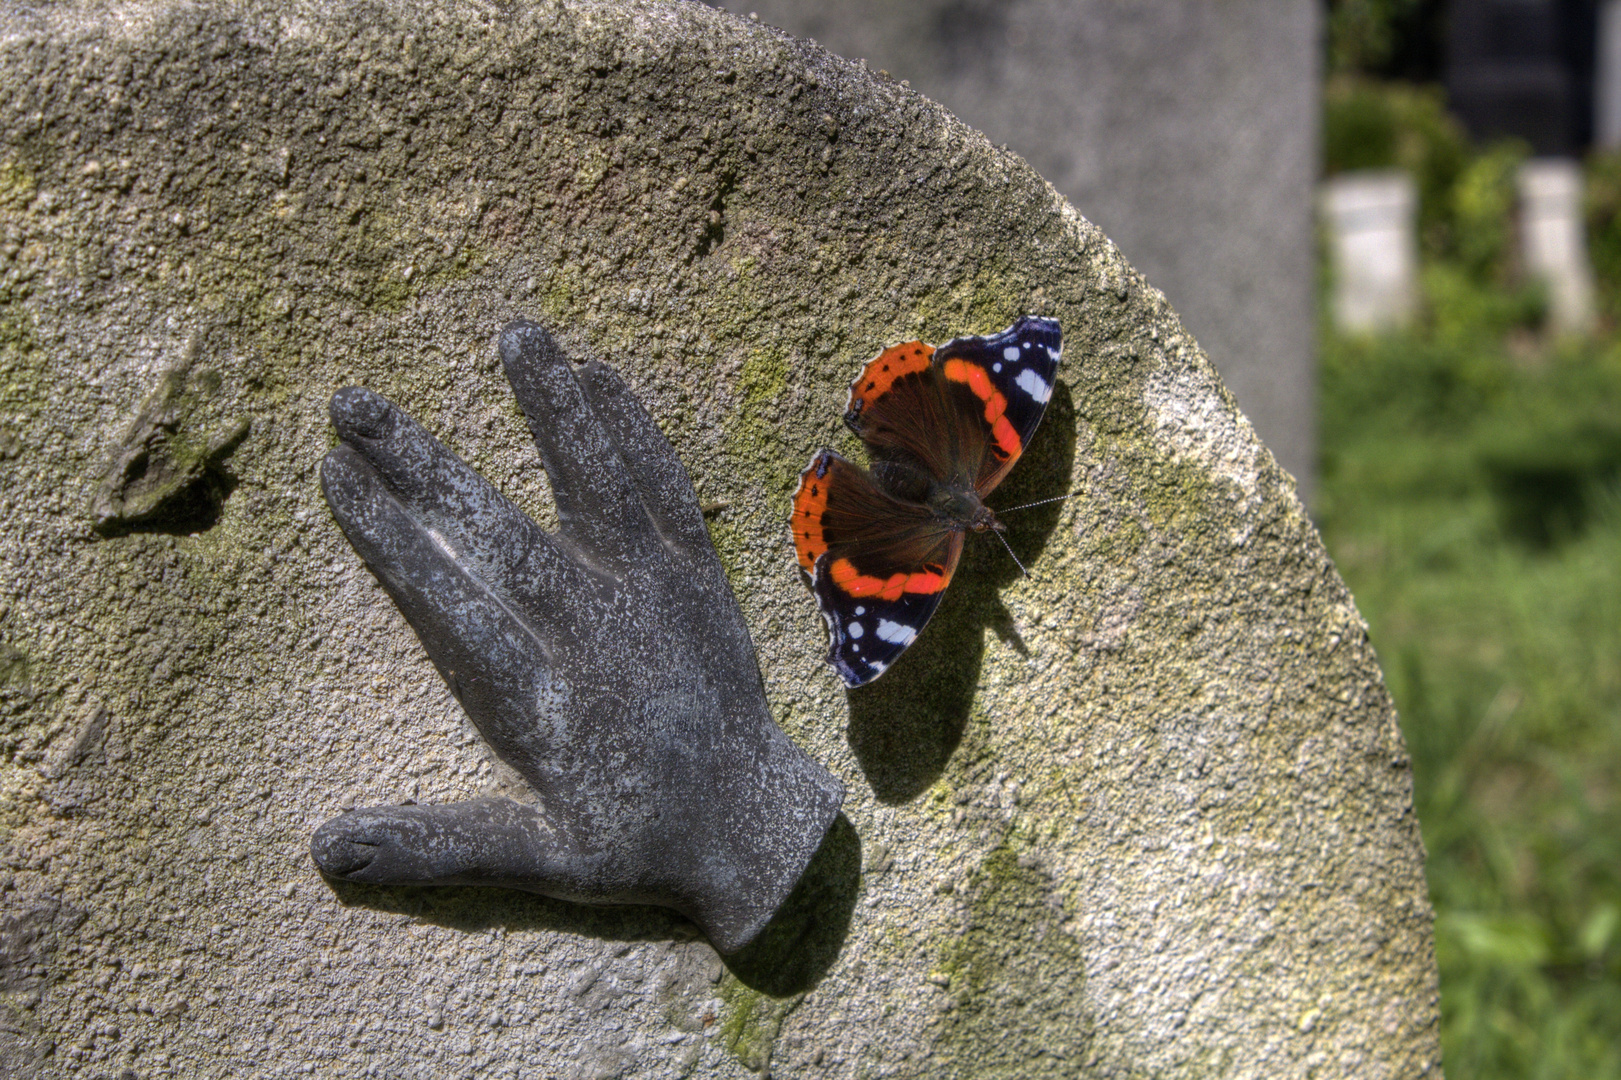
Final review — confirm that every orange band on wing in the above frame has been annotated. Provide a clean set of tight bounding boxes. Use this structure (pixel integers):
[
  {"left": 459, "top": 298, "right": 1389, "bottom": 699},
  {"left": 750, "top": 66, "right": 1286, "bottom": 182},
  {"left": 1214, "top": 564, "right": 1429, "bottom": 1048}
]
[
  {"left": 829, "top": 558, "right": 893, "bottom": 598},
  {"left": 990, "top": 415, "right": 1021, "bottom": 458},
  {"left": 903, "top": 569, "right": 950, "bottom": 594},
  {"left": 829, "top": 558, "right": 951, "bottom": 600},
  {"left": 942, "top": 357, "right": 995, "bottom": 401},
  {"left": 848, "top": 341, "right": 935, "bottom": 411},
  {"left": 943, "top": 357, "right": 1020, "bottom": 458},
  {"left": 791, "top": 463, "right": 832, "bottom": 570}
]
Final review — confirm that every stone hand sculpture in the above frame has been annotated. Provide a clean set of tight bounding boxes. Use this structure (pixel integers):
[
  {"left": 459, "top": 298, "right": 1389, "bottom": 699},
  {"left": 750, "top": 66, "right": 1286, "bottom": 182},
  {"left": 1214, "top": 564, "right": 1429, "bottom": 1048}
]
[{"left": 311, "top": 320, "right": 845, "bottom": 954}]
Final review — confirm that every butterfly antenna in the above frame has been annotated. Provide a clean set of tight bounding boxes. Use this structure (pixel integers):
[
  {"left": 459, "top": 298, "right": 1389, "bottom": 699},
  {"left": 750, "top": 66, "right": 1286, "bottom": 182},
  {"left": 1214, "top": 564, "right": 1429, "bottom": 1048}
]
[
  {"left": 998, "top": 491, "right": 1081, "bottom": 515},
  {"left": 993, "top": 529, "right": 1032, "bottom": 579}
]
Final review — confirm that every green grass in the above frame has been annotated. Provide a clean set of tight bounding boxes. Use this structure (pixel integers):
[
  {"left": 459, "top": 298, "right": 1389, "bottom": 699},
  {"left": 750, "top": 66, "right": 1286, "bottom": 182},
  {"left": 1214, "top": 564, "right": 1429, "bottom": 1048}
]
[{"left": 1316, "top": 278, "right": 1621, "bottom": 1078}]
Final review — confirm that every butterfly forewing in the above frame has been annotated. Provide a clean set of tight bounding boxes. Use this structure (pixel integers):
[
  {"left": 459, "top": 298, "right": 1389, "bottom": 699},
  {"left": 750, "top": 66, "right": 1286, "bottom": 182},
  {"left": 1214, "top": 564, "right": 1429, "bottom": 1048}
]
[
  {"left": 810, "top": 554, "right": 956, "bottom": 686},
  {"left": 934, "top": 316, "right": 1061, "bottom": 494}
]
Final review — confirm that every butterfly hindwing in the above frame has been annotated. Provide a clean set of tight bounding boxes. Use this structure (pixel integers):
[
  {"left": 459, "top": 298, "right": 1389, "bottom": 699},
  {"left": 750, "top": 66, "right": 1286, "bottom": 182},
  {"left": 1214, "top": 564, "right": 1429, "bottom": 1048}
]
[
  {"left": 839, "top": 342, "right": 951, "bottom": 486},
  {"left": 791, "top": 450, "right": 964, "bottom": 687},
  {"left": 811, "top": 554, "right": 954, "bottom": 686}
]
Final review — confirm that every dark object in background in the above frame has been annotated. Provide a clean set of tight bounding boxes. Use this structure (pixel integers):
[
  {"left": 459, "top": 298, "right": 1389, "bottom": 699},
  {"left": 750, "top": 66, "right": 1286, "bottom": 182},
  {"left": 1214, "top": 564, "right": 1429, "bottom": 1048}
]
[
  {"left": 1446, "top": 0, "right": 1598, "bottom": 154},
  {"left": 311, "top": 321, "right": 845, "bottom": 955},
  {"left": 1327, "top": 0, "right": 1449, "bottom": 81},
  {"left": 1482, "top": 418, "right": 1621, "bottom": 546}
]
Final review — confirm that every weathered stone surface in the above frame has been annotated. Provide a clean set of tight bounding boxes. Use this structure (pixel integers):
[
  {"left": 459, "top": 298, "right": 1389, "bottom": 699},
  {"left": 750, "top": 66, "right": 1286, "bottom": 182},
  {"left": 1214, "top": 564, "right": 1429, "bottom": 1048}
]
[{"left": 0, "top": 1, "right": 1440, "bottom": 1077}]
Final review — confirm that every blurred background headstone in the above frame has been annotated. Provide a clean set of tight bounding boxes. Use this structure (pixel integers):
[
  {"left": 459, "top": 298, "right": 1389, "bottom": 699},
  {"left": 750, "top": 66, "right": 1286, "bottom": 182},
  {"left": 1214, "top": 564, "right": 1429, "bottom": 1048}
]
[
  {"left": 1519, "top": 157, "right": 1598, "bottom": 330},
  {"left": 1599, "top": 0, "right": 1621, "bottom": 146},
  {"left": 1324, "top": 170, "right": 1421, "bottom": 332},
  {"left": 1446, "top": 0, "right": 1596, "bottom": 156},
  {"left": 722, "top": 0, "right": 1323, "bottom": 497}
]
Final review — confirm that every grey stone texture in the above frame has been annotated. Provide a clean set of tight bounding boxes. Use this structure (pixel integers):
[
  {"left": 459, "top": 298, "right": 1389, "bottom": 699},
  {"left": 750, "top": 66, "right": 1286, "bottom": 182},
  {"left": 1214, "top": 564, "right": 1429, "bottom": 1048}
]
[
  {"left": 729, "top": 0, "right": 1323, "bottom": 498},
  {"left": 1601, "top": 0, "right": 1621, "bottom": 148},
  {"left": 0, "top": 1, "right": 1438, "bottom": 1078}
]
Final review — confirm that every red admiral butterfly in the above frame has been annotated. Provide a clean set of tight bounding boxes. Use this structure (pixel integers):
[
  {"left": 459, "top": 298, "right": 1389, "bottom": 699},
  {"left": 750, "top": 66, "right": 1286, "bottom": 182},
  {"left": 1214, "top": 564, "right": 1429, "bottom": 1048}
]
[{"left": 791, "top": 316, "right": 1062, "bottom": 686}]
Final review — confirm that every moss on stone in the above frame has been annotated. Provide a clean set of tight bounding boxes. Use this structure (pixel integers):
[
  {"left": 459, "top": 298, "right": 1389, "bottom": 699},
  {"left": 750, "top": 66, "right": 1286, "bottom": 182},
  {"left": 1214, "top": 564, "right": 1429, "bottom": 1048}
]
[
  {"left": 0, "top": 642, "right": 27, "bottom": 687},
  {"left": 0, "top": 302, "right": 42, "bottom": 419},
  {"left": 908, "top": 260, "right": 1027, "bottom": 343},
  {"left": 935, "top": 840, "right": 1092, "bottom": 1079},
  {"left": 718, "top": 974, "right": 800, "bottom": 1072},
  {"left": 0, "top": 157, "right": 35, "bottom": 211}
]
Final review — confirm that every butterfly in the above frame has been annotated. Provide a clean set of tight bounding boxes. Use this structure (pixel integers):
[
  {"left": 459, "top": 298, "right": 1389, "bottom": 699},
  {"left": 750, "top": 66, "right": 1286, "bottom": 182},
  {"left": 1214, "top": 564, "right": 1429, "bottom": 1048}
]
[{"left": 791, "top": 315, "right": 1062, "bottom": 686}]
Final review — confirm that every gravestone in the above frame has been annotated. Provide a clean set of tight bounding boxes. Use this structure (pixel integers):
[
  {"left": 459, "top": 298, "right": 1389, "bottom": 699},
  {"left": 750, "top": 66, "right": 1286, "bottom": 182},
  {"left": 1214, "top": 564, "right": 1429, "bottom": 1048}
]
[
  {"left": 0, "top": 1, "right": 1441, "bottom": 1077},
  {"left": 1323, "top": 171, "right": 1420, "bottom": 334},
  {"left": 1446, "top": 0, "right": 1596, "bottom": 156},
  {"left": 1598, "top": 0, "right": 1621, "bottom": 147},
  {"left": 1519, "top": 158, "right": 1598, "bottom": 333},
  {"left": 727, "top": 0, "right": 1322, "bottom": 498}
]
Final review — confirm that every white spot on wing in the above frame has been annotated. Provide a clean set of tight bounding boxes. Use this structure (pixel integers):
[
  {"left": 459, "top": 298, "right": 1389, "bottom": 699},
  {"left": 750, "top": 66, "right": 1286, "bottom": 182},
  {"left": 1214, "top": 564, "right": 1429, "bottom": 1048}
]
[
  {"left": 876, "top": 620, "right": 918, "bottom": 646},
  {"left": 848, "top": 621, "right": 864, "bottom": 639},
  {"left": 1002, "top": 345, "right": 1019, "bottom": 361},
  {"left": 854, "top": 606, "right": 866, "bottom": 616},
  {"left": 1015, "top": 368, "right": 1052, "bottom": 403}
]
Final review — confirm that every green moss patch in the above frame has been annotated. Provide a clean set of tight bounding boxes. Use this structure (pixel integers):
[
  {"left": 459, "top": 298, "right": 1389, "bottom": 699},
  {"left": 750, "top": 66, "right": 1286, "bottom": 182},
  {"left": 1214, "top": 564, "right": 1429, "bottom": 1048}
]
[{"left": 934, "top": 842, "right": 1092, "bottom": 1079}]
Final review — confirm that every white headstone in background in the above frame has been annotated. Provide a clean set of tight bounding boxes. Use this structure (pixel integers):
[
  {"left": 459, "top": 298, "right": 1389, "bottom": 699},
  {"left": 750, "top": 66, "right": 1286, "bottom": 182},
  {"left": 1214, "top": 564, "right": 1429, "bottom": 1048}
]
[
  {"left": 1519, "top": 158, "right": 1597, "bottom": 335},
  {"left": 1597, "top": 0, "right": 1621, "bottom": 148},
  {"left": 1323, "top": 171, "right": 1419, "bottom": 334}
]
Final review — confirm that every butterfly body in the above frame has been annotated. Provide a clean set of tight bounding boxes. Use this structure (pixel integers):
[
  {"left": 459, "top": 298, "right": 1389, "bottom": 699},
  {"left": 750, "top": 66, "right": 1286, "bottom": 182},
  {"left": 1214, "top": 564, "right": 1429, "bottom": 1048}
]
[
  {"left": 869, "top": 459, "right": 1000, "bottom": 533},
  {"left": 792, "top": 316, "right": 1061, "bottom": 686}
]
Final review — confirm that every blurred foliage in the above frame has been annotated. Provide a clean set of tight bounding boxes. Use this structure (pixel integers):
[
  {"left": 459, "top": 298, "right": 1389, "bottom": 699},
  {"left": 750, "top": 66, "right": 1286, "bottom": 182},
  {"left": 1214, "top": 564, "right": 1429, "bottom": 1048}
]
[
  {"left": 1319, "top": 265, "right": 1621, "bottom": 1079},
  {"left": 1324, "top": 79, "right": 1532, "bottom": 276},
  {"left": 1587, "top": 150, "right": 1621, "bottom": 323},
  {"left": 1321, "top": 10, "right": 1621, "bottom": 1071},
  {"left": 1450, "top": 143, "right": 1531, "bottom": 281},
  {"left": 1325, "top": 0, "right": 1446, "bottom": 82}
]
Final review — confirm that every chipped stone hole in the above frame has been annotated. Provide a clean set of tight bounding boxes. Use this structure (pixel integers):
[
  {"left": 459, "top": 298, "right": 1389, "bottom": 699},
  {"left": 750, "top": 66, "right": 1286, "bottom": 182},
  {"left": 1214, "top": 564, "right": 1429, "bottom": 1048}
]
[{"left": 89, "top": 344, "right": 251, "bottom": 539}]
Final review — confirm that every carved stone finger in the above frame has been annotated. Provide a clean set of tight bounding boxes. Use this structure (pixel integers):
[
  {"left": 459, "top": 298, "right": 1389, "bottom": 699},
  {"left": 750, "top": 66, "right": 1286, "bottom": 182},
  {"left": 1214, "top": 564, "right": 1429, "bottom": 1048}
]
[
  {"left": 321, "top": 445, "right": 563, "bottom": 776},
  {"left": 311, "top": 797, "right": 607, "bottom": 895},
  {"left": 328, "top": 387, "right": 576, "bottom": 598},
  {"left": 497, "top": 320, "right": 656, "bottom": 562},
  {"left": 574, "top": 359, "right": 718, "bottom": 565}
]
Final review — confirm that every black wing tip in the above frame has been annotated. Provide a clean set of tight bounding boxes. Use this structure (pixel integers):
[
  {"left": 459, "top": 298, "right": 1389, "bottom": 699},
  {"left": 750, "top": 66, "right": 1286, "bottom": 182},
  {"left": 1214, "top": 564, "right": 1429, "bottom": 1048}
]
[
  {"left": 808, "top": 555, "right": 888, "bottom": 688},
  {"left": 1005, "top": 314, "right": 1062, "bottom": 350},
  {"left": 937, "top": 315, "right": 1062, "bottom": 359}
]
